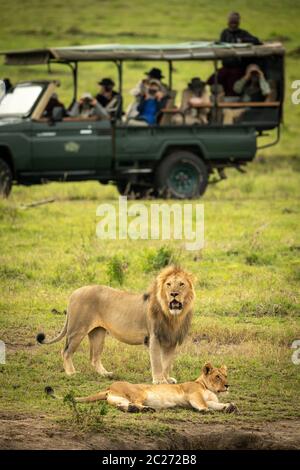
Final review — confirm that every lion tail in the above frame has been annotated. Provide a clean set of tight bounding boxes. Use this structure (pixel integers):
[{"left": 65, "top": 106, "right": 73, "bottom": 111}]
[
  {"left": 45, "top": 386, "right": 108, "bottom": 403},
  {"left": 36, "top": 313, "right": 68, "bottom": 345},
  {"left": 45, "top": 386, "right": 61, "bottom": 399},
  {"left": 75, "top": 390, "right": 109, "bottom": 403}
]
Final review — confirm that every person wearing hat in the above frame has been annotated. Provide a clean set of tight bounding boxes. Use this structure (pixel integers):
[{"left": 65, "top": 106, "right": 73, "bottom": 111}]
[
  {"left": 220, "top": 12, "right": 261, "bottom": 45},
  {"left": 69, "top": 92, "right": 109, "bottom": 119},
  {"left": 223, "top": 64, "right": 272, "bottom": 124},
  {"left": 128, "top": 79, "right": 168, "bottom": 126},
  {"left": 173, "top": 77, "right": 210, "bottom": 125},
  {"left": 96, "top": 78, "right": 122, "bottom": 119},
  {"left": 145, "top": 68, "right": 168, "bottom": 92},
  {"left": 233, "top": 64, "right": 271, "bottom": 102},
  {"left": 126, "top": 68, "right": 169, "bottom": 121},
  {"left": 130, "top": 68, "right": 168, "bottom": 98}
]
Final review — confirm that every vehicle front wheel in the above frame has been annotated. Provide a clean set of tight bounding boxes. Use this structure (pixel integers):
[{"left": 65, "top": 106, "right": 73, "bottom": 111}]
[
  {"left": 0, "top": 159, "right": 13, "bottom": 198},
  {"left": 116, "top": 181, "right": 154, "bottom": 199},
  {"left": 155, "top": 151, "right": 208, "bottom": 199}
]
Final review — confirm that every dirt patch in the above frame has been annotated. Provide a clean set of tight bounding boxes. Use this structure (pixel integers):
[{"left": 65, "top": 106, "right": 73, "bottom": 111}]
[
  {"left": 166, "top": 420, "right": 300, "bottom": 450},
  {"left": 0, "top": 411, "right": 300, "bottom": 450},
  {"left": 0, "top": 412, "right": 105, "bottom": 450}
]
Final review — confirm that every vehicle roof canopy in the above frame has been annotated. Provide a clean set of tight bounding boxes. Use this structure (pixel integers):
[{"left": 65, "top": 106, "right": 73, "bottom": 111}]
[{"left": 0, "top": 42, "right": 285, "bottom": 65}]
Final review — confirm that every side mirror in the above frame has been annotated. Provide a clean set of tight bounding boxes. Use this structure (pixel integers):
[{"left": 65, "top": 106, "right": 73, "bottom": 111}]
[{"left": 51, "top": 106, "right": 64, "bottom": 122}]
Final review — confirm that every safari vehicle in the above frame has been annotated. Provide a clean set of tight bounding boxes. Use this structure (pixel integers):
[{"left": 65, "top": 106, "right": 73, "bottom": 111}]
[{"left": 0, "top": 42, "right": 284, "bottom": 198}]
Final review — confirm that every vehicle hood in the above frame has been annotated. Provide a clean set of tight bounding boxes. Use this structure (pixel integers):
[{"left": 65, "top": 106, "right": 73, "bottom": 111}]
[{"left": 0, "top": 116, "right": 25, "bottom": 128}]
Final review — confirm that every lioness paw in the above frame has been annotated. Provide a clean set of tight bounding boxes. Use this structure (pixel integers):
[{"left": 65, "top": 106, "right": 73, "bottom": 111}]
[
  {"left": 101, "top": 371, "right": 113, "bottom": 377},
  {"left": 166, "top": 377, "right": 177, "bottom": 384},
  {"left": 153, "top": 378, "right": 168, "bottom": 384},
  {"left": 225, "top": 403, "right": 239, "bottom": 414},
  {"left": 65, "top": 370, "right": 77, "bottom": 377},
  {"left": 198, "top": 408, "right": 210, "bottom": 413},
  {"left": 127, "top": 404, "right": 140, "bottom": 413}
]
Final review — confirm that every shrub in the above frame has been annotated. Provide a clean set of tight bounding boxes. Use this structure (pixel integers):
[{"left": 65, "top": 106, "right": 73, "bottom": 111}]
[
  {"left": 107, "top": 255, "right": 128, "bottom": 285},
  {"left": 63, "top": 391, "right": 108, "bottom": 431},
  {"left": 144, "top": 246, "right": 176, "bottom": 272}
]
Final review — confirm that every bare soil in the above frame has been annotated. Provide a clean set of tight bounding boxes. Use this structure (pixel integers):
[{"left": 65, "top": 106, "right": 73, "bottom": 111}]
[{"left": 1, "top": 412, "right": 300, "bottom": 450}]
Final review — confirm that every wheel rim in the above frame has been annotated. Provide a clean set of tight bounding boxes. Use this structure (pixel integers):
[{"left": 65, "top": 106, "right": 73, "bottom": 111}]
[{"left": 167, "top": 162, "right": 201, "bottom": 197}]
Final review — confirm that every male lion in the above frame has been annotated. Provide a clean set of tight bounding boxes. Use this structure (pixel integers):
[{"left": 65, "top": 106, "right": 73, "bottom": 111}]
[
  {"left": 37, "top": 265, "right": 195, "bottom": 383},
  {"left": 46, "top": 363, "right": 238, "bottom": 414}
]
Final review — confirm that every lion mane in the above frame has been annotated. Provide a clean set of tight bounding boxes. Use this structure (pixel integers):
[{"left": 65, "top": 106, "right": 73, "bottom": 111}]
[{"left": 147, "top": 265, "right": 195, "bottom": 348}]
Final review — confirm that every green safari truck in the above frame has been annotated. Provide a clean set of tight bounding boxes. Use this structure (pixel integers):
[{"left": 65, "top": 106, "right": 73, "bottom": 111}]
[{"left": 0, "top": 42, "right": 284, "bottom": 198}]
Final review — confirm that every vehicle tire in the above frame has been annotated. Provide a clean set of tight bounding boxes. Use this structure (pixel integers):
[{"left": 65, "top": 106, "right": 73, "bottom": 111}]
[
  {"left": 0, "top": 159, "right": 13, "bottom": 198},
  {"left": 155, "top": 151, "right": 208, "bottom": 199},
  {"left": 116, "top": 181, "right": 154, "bottom": 199}
]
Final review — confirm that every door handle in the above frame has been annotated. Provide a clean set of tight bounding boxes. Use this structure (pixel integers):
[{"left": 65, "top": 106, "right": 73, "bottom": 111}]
[
  {"left": 80, "top": 129, "right": 93, "bottom": 135},
  {"left": 36, "top": 132, "right": 57, "bottom": 137}
]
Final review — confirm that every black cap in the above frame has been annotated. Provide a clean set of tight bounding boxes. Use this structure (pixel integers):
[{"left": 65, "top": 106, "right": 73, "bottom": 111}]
[
  {"left": 98, "top": 78, "right": 115, "bottom": 87},
  {"left": 145, "top": 68, "right": 164, "bottom": 80}
]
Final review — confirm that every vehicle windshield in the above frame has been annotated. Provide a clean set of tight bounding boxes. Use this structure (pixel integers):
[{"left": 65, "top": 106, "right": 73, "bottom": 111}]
[{"left": 0, "top": 83, "right": 43, "bottom": 116}]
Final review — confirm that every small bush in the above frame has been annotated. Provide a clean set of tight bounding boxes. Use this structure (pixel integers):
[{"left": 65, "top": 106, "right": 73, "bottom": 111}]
[
  {"left": 245, "top": 252, "right": 276, "bottom": 266},
  {"left": 107, "top": 255, "right": 128, "bottom": 285},
  {"left": 63, "top": 391, "right": 108, "bottom": 431},
  {"left": 144, "top": 246, "right": 176, "bottom": 272}
]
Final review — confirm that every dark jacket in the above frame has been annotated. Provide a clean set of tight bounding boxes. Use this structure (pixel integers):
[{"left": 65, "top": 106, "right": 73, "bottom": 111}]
[
  {"left": 220, "top": 28, "right": 261, "bottom": 45},
  {"left": 43, "top": 98, "right": 66, "bottom": 118},
  {"left": 207, "top": 66, "right": 244, "bottom": 96},
  {"left": 96, "top": 92, "right": 123, "bottom": 119}
]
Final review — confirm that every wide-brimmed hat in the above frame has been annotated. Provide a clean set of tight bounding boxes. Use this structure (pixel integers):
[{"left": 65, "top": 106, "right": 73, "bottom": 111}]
[
  {"left": 98, "top": 78, "right": 115, "bottom": 87},
  {"left": 145, "top": 68, "right": 164, "bottom": 80},
  {"left": 188, "top": 77, "right": 205, "bottom": 90}
]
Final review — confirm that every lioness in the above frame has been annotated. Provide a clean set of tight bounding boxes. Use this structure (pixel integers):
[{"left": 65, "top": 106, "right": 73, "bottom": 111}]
[
  {"left": 46, "top": 363, "right": 238, "bottom": 414},
  {"left": 37, "top": 265, "right": 195, "bottom": 384}
]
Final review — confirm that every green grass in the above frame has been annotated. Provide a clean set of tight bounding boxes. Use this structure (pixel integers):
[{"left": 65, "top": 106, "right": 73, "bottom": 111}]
[
  {"left": 0, "top": 0, "right": 300, "bottom": 440},
  {"left": 0, "top": 155, "right": 299, "bottom": 436}
]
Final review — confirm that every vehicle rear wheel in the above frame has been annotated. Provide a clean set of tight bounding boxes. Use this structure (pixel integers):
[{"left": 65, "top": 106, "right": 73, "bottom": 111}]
[
  {"left": 0, "top": 159, "right": 13, "bottom": 198},
  {"left": 155, "top": 151, "right": 208, "bottom": 199}
]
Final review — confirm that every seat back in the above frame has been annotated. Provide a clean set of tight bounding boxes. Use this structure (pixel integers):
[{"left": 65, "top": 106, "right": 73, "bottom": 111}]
[{"left": 159, "top": 90, "right": 177, "bottom": 125}]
